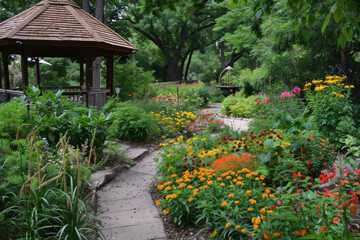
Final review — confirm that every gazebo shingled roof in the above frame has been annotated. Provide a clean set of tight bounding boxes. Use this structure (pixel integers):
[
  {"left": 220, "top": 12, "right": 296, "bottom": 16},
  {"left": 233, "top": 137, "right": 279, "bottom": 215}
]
[
  {"left": 0, "top": 0, "right": 137, "bottom": 56},
  {"left": 0, "top": 0, "right": 137, "bottom": 107}
]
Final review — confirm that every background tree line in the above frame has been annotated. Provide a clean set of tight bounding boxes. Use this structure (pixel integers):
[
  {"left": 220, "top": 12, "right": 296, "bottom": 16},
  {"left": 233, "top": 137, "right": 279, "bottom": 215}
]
[{"left": 0, "top": 0, "right": 359, "bottom": 98}]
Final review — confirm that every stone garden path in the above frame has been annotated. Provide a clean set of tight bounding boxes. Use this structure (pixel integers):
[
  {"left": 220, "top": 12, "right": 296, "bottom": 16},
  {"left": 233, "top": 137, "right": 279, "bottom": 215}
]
[
  {"left": 95, "top": 104, "right": 250, "bottom": 240},
  {"left": 96, "top": 149, "right": 167, "bottom": 240}
]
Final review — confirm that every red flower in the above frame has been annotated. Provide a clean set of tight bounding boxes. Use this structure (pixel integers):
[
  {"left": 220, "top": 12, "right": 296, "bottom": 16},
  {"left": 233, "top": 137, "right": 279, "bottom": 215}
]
[
  {"left": 308, "top": 160, "right": 313, "bottom": 165},
  {"left": 290, "top": 164, "right": 294, "bottom": 168}
]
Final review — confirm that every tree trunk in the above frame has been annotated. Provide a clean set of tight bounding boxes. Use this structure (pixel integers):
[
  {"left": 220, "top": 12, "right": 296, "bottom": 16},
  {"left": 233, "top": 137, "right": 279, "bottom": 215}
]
[
  {"left": 92, "top": 0, "right": 105, "bottom": 89},
  {"left": 220, "top": 42, "right": 225, "bottom": 70},
  {"left": 167, "top": 58, "right": 182, "bottom": 82},
  {"left": 82, "top": 0, "right": 90, "bottom": 13},
  {"left": 184, "top": 51, "right": 193, "bottom": 81}
]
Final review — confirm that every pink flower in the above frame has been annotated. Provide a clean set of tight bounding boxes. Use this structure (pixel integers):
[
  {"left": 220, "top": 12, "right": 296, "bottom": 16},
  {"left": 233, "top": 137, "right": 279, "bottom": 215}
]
[
  {"left": 280, "top": 91, "right": 293, "bottom": 100},
  {"left": 256, "top": 100, "right": 261, "bottom": 105},
  {"left": 293, "top": 86, "right": 301, "bottom": 94},
  {"left": 265, "top": 98, "right": 270, "bottom": 104}
]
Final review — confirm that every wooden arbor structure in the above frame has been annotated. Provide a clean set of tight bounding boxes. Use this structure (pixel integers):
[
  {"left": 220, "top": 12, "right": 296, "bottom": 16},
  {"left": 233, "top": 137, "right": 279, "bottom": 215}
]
[{"left": 0, "top": 0, "right": 137, "bottom": 107}]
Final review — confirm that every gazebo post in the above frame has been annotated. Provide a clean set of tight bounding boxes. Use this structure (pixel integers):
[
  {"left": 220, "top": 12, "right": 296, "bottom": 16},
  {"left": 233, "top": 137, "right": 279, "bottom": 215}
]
[
  {"left": 80, "top": 60, "right": 84, "bottom": 88},
  {"left": 21, "top": 53, "right": 29, "bottom": 93},
  {"left": 106, "top": 55, "right": 114, "bottom": 96},
  {"left": 85, "top": 58, "right": 93, "bottom": 107},
  {"left": 35, "top": 57, "right": 40, "bottom": 86},
  {"left": 2, "top": 52, "right": 10, "bottom": 101}
]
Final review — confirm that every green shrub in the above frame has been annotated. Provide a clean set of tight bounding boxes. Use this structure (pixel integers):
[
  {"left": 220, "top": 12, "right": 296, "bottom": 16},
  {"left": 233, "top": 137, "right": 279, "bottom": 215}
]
[
  {"left": 109, "top": 102, "right": 159, "bottom": 141},
  {"left": 0, "top": 99, "right": 28, "bottom": 139},
  {"left": 221, "top": 93, "right": 264, "bottom": 118}
]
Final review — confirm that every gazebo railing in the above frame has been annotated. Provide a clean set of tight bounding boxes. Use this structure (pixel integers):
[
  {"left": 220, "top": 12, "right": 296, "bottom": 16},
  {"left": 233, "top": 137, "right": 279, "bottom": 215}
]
[
  {"left": 0, "top": 87, "right": 110, "bottom": 108},
  {"left": 0, "top": 88, "right": 25, "bottom": 103}
]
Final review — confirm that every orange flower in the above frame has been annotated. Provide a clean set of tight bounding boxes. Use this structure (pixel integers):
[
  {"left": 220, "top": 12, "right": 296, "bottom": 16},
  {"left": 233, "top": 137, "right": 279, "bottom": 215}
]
[
  {"left": 333, "top": 217, "right": 341, "bottom": 224},
  {"left": 321, "top": 226, "right": 327, "bottom": 232},
  {"left": 221, "top": 201, "right": 228, "bottom": 207},
  {"left": 263, "top": 233, "right": 271, "bottom": 240},
  {"left": 295, "top": 230, "right": 301, "bottom": 235},
  {"left": 273, "top": 232, "right": 283, "bottom": 237},
  {"left": 254, "top": 224, "right": 259, "bottom": 230},
  {"left": 235, "top": 225, "right": 241, "bottom": 230},
  {"left": 226, "top": 222, "right": 231, "bottom": 228},
  {"left": 349, "top": 203, "right": 357, "bottom": 213},
  {"left": 302, "top": 229, "right": 307, "bottom": 236}
]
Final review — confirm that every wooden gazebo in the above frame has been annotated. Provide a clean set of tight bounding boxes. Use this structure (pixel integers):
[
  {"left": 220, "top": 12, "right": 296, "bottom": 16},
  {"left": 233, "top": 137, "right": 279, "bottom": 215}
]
[{"left": 0, "top": 0, "right": 137, "bottom": 107}]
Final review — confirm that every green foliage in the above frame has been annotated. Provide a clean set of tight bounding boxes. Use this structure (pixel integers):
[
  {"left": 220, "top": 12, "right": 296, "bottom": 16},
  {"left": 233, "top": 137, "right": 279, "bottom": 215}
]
[
  {"left": 108, "top": 101, "right": 159, "bottom": 142},
  {"left": 304, "top": 76, "right": 356, "bottom": 148},
  {"left": 109, "top": 61, "right": 156, "bottom": 100},
  {"left": 221, "top": 93, "right": 264, "bottom": 118},
  {"left": 26, "top": 87, "right": 110, "bottom": 154},
  {"left": 0, "top": 98, "right": 28, "bottom": 139}
]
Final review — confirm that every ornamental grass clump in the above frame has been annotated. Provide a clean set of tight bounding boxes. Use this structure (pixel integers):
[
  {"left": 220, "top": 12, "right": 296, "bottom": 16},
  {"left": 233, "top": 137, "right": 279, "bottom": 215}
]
[{"left": 212, "top": 153, "right": 257, "bottom": 172}]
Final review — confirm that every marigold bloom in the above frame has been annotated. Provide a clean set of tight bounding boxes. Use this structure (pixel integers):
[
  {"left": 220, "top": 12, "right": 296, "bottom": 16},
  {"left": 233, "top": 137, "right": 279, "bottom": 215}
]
[
  {"left": 235, "top": 225, "right": 241, "bottom": 230},
  {"left": 234, "top": 201, "right": 239, "bottom": 204},
  {"left": 226, "top": 222, "right": 231, "bottom": 228},
  {"left": 302, "top": 229, "right": 306, "bottom": 236},
  {"left": 273, "top": 232, "right": 283, "bottom": 237},
  {"left": 333, "top": 217, "right": 341, "bottom": 224},
  {"left": 220, "top": 183, "right": 225, "bottom": 186},
  {"left": 188, "top": 197, "right": 193, "bottom": 203},
  {"left": 228, "top": 193, "right": 234, "bottom": 198},
  {"left": 247, "top": 207, "right": 253, "bottom": 211},
  {"left": 249, "top": 199, "right": 257, "bottom": 204},
  {"left": 156, "top": 200, "right": 160, "bottom": 206},
  {"left": 321, "top": 226, "right": 327, "bottom": 232},
  {"left": 253, "top": 224, "right": 259, "bottom": 230},
  {"left": 295, "top": 230, "right": 301, "bottom": 235},
  {"left": 221, "top": 201, "right": 228, "bottom": 207},
  {"left": 241, "top": 229, "right": 246, "bottom": 233}
]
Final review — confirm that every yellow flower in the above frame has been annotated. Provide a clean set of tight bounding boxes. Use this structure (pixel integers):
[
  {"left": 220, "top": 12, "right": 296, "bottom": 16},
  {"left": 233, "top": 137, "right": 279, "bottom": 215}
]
[
  {"left": 234, "top": 201, "right": 239, "bottom": 204},
  {"left": 226, "top": 222, "right": 231, "bottom": 228},
  {"left": 201, "top": 138, "right": 206, "bottom": 141},
  {"left": 207, "top": 181, "right": 213, "bottom": 185},
  {"left": 245, "top": 190, "right": 252, "bottom": 196},
  {"left": 171, "top": 174, "right": 178, "bottom": 178},
  {"left": 220, "top": 183, "right": 225, "bottom": 187},
  {"left": 165, "top": 186, "right": 172, "bottom": 191},
  {"left": 267, "top": 210, "right": 274, "bottom": 214},
  {"left": 228, "top": 193, "right": 234, "bottom": 198},
  {"left": 235, "top": 225, "right": 241, "bottom": 230},
  {"left": 217, "top": 177, "right": 222, "bottom": 181},
  {"left": 221, "top": 201, "right": 228, "bottom": 207},
  {"left": 345, "top": 85, "right": 355, "bottom": 88},
  {"left": 262, "top": 194, "right": 269, "bottom": 198},
  {"left": 192, "top": 137, "right": 198, "bottom": 141},
  {"left": 188, "top": 197, "right": 193, "bottom": 203},
  {"left": 165, "top": 208, "right": 169, "bottom": 214},
  {"left": 156, "top": 200, "right": 160, "bottom": 206},
  {"left": 241, "top": 229, "right": 246, "bottom": 233}
]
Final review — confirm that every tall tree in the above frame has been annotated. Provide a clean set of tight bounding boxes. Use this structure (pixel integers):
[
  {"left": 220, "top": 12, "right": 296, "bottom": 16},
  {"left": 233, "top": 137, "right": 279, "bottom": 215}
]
[{"left": 112, "top": 0, "right": 226, "bottom": 82}]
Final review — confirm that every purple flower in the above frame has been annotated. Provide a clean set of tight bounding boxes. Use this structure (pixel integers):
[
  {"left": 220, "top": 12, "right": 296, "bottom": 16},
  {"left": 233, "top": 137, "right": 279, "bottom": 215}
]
[{"left": 293, "top": 86, "right": 301, "bottom": 94}]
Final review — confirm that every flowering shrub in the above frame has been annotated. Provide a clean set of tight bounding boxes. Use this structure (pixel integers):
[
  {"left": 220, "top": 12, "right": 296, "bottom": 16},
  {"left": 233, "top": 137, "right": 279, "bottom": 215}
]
[
  {"left": 212, "top": 153, "right": 257, "bottom": 172},
  {"left": 151, "top": 94, "right": 178, "bottom": 106},
  {"left": 186, "top": 111, "right": 224, "bottom": 133},
  {"left": 155, "top": 127, "right": 358, "bottom": 239},
  {"left": 157, "top": 167, "right": 273, "bottom": 239},
  {"left": 150, "top": 110, "right": 197, "bottom": 139},
  {"left": 303, "top": 75, "right": 356, "bottom": 147}
]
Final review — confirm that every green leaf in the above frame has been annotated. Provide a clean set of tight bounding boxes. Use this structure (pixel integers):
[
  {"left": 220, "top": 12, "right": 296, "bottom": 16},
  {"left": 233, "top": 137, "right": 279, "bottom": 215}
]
[
  {"left": 255, "top": 9, "right": 262, "bottom": 18},
  {"left": 337, "top": 32, "right": 347, "bottom": 48},
  {"left": 322, "top": 12, "right": 331, "bottom": 33},
  {"left": 333, "top": 7, "right": 343, "bottom": 23}
]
